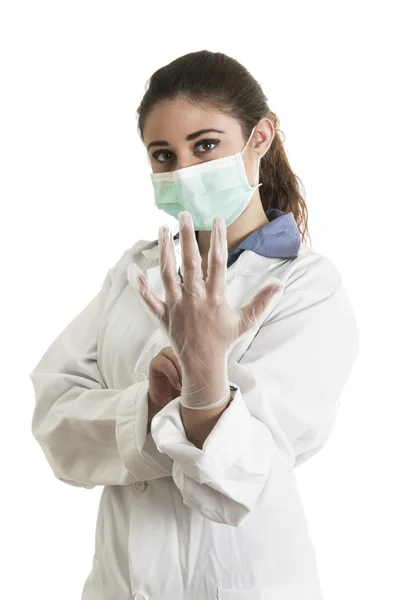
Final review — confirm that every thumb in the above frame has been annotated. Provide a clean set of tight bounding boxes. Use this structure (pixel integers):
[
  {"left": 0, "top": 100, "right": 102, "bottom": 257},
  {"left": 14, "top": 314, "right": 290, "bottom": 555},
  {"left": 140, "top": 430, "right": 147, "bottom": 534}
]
[
  {"left": 160, "top": 346, "right": 182, "bottom": 389},
  {"left": 238, "top": 283, "right": 282, "bottom": 336}
]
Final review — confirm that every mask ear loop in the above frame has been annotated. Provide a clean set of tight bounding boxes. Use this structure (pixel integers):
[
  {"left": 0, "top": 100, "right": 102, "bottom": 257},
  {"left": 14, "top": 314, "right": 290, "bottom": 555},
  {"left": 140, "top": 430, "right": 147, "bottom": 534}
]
[
  {"left": 242, "top": 125, "right": 257, "bottom": 155},
  {"left": 255, "top": 155, "right": 263, "bottom": 189},
  {"left": 242, "top": 125, "right": 263, "bottom": 190}
]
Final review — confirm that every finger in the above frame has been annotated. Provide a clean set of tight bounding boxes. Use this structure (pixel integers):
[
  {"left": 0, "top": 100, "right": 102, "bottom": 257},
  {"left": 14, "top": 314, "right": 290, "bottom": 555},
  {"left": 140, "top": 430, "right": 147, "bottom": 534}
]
[
  {"left": 130, "top": 262, "right": 166, "bottom": 322},
  {"left": 156, "top": 352, "right": 182, "bottom": 390},
  {"left": 178, "top": 211, "right": 203, "bottom": 287},
  {"left": 237, "top": 284, "right": 282, "bottom": 337},
  {"left": 161, "top": 346, "right": 182, "bottom": 387},
  {"left": 206, "top": 216, "right": 227, "bottom": 296},
  {"left": 159, "top": 225, "right": 180, "bottom": 302}
]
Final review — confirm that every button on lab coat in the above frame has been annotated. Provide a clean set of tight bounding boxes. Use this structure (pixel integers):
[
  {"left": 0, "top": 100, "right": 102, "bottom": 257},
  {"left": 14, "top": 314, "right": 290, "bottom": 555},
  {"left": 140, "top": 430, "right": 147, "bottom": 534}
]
[{"left": 29, "top": 235, "right": 359, "bottom": 600}]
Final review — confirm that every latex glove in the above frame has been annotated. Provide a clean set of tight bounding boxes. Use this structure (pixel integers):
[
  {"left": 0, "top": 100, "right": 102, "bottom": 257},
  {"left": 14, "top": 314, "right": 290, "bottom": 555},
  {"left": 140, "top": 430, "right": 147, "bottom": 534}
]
[{"left": 130, "top": 210, "right": 282, "bottom": 410}]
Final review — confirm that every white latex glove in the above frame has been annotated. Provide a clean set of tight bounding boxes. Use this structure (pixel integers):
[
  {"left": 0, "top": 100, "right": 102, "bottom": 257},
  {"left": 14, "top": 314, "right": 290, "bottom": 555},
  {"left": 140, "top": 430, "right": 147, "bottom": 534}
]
[{"left": 130, "top": 210, "right": 282, "bottom": 410}]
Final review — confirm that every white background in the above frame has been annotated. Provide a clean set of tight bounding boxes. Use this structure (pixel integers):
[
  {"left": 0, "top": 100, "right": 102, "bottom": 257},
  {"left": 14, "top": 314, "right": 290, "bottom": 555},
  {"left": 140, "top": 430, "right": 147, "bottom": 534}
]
[{"left": 1, "top": 1, "right": 395, "bottom": 598}]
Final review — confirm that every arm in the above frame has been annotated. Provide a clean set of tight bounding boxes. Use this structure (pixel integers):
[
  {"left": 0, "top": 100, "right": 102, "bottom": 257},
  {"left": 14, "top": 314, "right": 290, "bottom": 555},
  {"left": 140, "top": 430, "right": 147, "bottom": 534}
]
[
  {"left": 151, "top": 260, "right": 360, "bottom": 526},
  {"left": 180, "top": 394, "right": 231, "bottom": 450},
  {"left": 30, "top": 247, "right": 173, "bottom": 489},
  {"left": 179, "top": 362, "right": 234, "bottom": 448}
]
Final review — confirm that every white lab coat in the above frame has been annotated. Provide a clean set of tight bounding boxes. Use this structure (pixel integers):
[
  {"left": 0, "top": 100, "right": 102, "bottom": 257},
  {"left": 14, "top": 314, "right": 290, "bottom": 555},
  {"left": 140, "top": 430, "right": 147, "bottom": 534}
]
[{"left": 30, "top": 234, "right": 359, "bottom": 600}]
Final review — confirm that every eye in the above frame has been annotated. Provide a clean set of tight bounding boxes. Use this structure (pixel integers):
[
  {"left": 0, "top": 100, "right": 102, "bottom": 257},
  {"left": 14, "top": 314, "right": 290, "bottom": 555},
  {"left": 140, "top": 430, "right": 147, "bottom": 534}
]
[
  {"left": 195, "top": 140, "right": 220, "bottom": 154},
  {"left": 151, "top": 149, "right": 173, "bottom": 163},
  {"left": 151, "top": 139, "right": 220, "bottom": 164}
]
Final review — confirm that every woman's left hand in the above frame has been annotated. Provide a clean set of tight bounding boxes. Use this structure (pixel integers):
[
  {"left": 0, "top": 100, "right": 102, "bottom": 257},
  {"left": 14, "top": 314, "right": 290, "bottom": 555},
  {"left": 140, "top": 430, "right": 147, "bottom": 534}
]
[{"left": 130, "top": 211, "right": 282, "bottom": 373}]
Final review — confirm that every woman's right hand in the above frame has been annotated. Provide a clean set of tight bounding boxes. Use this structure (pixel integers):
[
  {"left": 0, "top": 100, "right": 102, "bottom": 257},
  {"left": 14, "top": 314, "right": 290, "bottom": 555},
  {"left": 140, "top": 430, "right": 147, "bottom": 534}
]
[{"left": 148, "top": 345, "right": 182, "bottom": 413}]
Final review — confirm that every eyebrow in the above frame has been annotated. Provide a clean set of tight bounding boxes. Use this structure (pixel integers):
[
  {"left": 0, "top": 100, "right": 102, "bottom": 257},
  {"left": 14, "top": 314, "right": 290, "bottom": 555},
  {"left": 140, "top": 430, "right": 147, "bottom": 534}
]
[{"left": 147, "top": 129, "right": 225, "bottom": 151}]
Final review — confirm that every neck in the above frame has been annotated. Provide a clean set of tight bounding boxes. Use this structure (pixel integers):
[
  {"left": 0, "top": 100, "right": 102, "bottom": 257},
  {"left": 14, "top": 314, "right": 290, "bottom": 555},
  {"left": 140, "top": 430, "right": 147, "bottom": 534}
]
[{"left": 197, "top": 191, "right": 269, "bottom": 260}]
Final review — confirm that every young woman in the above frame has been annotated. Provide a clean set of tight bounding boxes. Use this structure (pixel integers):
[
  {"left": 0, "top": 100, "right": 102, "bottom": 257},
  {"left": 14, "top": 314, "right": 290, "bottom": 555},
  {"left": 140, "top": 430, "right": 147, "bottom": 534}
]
[{"left": 30, "top": 50, "right": 359, "bottom": 600}]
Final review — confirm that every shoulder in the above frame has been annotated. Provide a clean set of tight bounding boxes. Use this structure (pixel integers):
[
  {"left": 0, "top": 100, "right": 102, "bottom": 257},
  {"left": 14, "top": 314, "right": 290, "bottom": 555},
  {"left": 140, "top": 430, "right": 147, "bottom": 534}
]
[
  {"left": 285, "top": 243, "right": 343, "bottom": 294},
  {"left": 109, "top": 239, "right": 153, "bottom": 281},
  {"left": 263, "top": 243, "right": 358, "bottom": 348},
  {"left": 96, "top": 238, "right": 153, "bottom": 314}
]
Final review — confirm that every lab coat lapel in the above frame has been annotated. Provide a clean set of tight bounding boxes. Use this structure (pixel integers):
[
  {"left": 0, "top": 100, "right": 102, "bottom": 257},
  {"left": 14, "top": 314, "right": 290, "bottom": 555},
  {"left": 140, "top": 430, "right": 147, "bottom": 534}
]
[{"left": 125, "top": 243, "right": 170, "bottom": 375}]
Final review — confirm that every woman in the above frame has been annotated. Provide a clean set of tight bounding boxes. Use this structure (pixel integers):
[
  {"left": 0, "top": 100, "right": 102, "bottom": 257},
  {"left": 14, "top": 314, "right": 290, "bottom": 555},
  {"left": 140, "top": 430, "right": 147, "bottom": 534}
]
[{"left": 29, "top": 50, "right": 359, "bottom": 600}]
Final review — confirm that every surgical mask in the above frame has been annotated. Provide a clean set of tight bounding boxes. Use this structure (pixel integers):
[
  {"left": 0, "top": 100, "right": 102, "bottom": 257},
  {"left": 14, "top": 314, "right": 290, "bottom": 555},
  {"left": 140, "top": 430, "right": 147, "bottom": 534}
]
[{"left": 150, "top": 125, "right": 262, "bottom": 230}]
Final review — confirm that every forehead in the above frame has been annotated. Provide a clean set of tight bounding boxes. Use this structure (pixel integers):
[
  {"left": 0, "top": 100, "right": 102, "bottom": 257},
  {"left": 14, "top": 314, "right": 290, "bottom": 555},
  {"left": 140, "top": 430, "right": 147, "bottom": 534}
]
[{"left": 143, "top": 97, "right": 240, "bottom": 144}]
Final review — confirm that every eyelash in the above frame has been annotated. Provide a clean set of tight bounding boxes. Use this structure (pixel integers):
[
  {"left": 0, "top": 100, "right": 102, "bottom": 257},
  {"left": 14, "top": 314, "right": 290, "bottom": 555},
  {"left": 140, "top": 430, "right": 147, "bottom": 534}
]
[{"left": 151, "top": 139, "right": 220, "bottom": 163}]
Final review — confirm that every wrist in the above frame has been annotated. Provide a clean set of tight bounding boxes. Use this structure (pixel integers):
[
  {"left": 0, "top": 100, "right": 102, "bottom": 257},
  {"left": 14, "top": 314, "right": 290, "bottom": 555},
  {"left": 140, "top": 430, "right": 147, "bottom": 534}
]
[
  {"left": 179, "top": 390, "right": 232, "bottom": 449},
  {"left": 179, "top": 373, "right": 231, "bottom": 409}
]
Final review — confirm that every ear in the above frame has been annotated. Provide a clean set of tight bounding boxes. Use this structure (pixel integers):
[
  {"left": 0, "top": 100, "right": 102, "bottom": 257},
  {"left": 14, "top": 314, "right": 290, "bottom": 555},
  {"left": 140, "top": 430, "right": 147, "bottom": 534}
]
[{"left": 254, "top": 117, "right": 275, "bottom": 158}]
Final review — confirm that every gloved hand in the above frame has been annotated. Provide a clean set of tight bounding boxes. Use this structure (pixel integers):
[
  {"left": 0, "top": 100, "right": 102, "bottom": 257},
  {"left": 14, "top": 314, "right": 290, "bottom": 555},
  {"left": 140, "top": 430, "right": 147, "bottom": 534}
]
[{"left": 130, "top": 210, "right": 282, "bottom": 410}]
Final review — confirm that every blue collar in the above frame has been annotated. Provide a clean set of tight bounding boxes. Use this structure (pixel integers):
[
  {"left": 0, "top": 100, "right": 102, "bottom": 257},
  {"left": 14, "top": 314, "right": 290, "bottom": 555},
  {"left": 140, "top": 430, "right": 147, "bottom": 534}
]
[
  {"left": 232, "top": 208, "right": 301, "bottom": 259},
  {"left": 172, "top": 208, "right": 301, "bottom": 260}
]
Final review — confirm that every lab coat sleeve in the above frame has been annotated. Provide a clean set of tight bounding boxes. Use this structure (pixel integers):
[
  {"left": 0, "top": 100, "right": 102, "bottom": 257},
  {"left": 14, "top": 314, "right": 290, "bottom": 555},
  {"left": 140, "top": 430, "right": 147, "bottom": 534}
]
[
  {"left": 150, "top": 261, "right": 360, "bottom": 526},
  {"left": 29, "top": 245, "right": 174, "bottom": 489}
]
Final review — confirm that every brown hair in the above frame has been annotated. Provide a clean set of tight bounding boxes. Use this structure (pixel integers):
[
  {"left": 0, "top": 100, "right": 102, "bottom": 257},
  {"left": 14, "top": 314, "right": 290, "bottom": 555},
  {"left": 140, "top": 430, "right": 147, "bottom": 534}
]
[{"left": 136, "top": 50, "right": 311, "bottom": 246}]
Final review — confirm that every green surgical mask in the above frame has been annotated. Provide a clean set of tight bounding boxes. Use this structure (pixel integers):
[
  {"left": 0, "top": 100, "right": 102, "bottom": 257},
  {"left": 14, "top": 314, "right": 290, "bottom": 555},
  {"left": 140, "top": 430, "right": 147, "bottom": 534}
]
[{"left": 150, "top": 125, "right": 262, "bottom": 230}]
